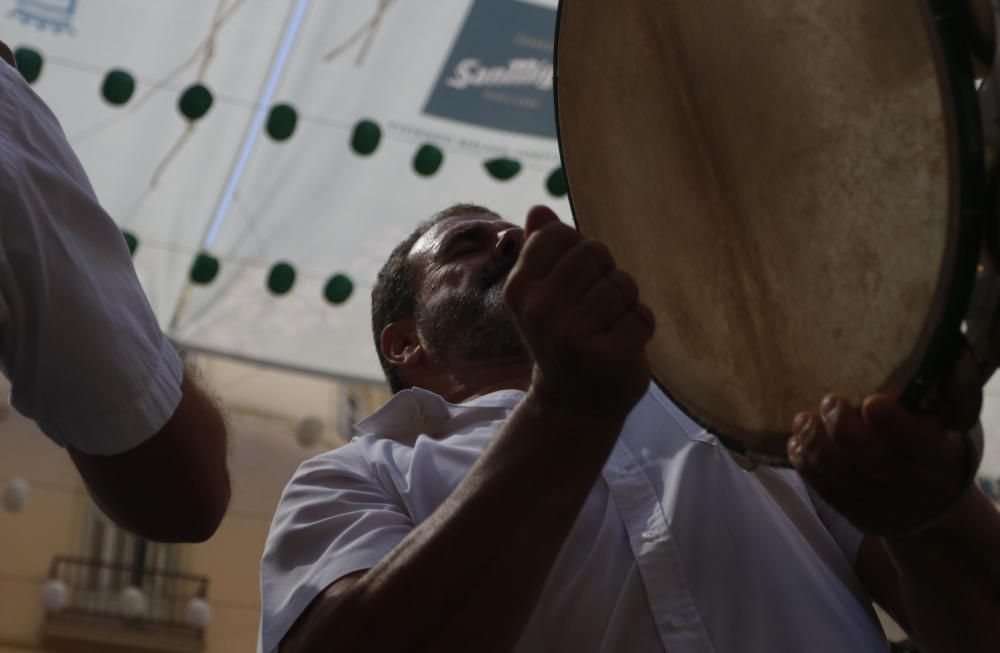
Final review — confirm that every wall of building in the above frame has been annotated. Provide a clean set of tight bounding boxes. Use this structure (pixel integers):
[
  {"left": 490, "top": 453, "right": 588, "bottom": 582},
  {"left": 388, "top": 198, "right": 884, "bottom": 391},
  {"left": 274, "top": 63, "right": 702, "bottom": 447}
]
[
  {"left": 0, "top": 357, "right": 389, "bottom": 653},
  {"left": 0, "top": 404, "right": 86, "bottom": 651}
]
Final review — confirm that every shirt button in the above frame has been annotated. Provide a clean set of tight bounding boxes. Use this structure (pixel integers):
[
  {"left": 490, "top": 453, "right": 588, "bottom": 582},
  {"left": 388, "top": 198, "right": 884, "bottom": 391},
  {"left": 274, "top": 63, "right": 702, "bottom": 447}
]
[
  {"left": 667, "top": 612, "right": 693, "bottom": 628},
  {"left": 640, "top": 529, "right": 662, "bottom": 542}
]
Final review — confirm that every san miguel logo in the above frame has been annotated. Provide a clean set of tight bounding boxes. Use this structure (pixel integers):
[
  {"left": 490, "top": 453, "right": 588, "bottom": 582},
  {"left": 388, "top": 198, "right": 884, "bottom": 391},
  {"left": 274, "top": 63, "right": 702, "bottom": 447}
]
[
  {"left": 445, "top": 58, "right": 553, "bottom": 92},
  {"left": 424, "top": 0, "right": 557, "bottom": 138}
]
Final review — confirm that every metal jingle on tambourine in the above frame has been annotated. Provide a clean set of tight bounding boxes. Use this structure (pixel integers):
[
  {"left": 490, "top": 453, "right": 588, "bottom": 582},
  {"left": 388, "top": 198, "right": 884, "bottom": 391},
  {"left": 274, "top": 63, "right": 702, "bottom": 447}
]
[
  {"left": 964, "top": 244, "right": 1000, "bottom": 376},
  {"left": 927, "top": 334, "right": 984, "bottom": 431},
  {"left": 985, "top": 160, "right": 1000, "bottom": 263}
]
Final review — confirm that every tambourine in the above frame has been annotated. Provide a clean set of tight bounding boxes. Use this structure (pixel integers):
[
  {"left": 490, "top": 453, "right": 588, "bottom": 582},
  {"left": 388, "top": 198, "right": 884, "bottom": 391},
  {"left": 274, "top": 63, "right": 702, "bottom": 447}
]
[{"left": 555, "top": 0, "right": 1000, "bottom": 464}]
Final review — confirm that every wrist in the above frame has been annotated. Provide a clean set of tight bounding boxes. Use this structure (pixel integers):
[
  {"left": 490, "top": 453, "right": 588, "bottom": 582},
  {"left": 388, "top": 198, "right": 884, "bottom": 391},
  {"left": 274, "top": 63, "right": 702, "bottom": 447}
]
[
  {"left": 887, "top": 483, "right": 976, "bottom": 542},
  {"left": 523, "top": 381, "right": 631, "bottom": 433},
  {"left": 882, "top": 425, "right": 984, "bottom": 539},
  {"left": 884, "top": 485, "right": 992, "bottom": 579}
]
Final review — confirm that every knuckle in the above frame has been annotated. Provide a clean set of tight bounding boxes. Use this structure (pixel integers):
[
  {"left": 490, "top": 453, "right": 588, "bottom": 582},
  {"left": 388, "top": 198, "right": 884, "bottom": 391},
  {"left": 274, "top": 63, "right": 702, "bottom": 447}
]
[
  {"left": 614, "top": 270, "right": 639, "bottom": 299},
  {"left": 822, "top": 415, "right": 844, "bottom": 445},
  {"left": 583, "top": 239, "right": 614, "bottom": 268},
  {"left": 523, "top": 226, "right": 578, "bottom": 263},
  {"left": 539, "top": 221, "right": 580, "bottom": 243},
  {"left": 519, "top": 297, "right": 548, "bottom": 325},
  {"left": 518, "top": 239, "right": 545, "bottom": 263},
  {"left": 802, "top": 431, "right": 830, "bottom": 469},
  {"left": 636, "top": 302, "right": 656, "bottom": 330},
  {"left": 502, "top": 286, "right": 518, "bottom": 309},
  {"left": 502, "top": 277, "right": 523, "bottom": 304}
]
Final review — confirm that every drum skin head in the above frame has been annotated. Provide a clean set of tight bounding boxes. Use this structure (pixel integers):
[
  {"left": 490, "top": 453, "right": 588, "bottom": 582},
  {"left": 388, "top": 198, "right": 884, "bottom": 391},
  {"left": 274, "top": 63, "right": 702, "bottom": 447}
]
[{"left": 556, "top": 0, "right": 959, "bottom": 461}]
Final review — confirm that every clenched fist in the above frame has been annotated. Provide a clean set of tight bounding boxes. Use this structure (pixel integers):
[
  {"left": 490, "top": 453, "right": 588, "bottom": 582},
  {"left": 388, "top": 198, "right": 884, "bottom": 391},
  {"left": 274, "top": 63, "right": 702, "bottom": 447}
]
[{"left": 502, "top": 206, "right": 655, "bottom": 422}]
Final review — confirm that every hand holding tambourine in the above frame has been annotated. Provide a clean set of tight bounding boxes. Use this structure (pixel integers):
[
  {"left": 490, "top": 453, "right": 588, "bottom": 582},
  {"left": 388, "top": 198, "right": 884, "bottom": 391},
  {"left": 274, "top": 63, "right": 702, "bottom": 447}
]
[{"left": 788, "top": 395, "right": 971, "bottom": 536}]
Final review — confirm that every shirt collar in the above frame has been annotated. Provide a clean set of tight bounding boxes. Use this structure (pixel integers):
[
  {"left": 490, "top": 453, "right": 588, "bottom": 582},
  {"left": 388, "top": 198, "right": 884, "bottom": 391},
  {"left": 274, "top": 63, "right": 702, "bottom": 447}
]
[{"left": 355, "top": 387, "right": 524, "bottom": 442}]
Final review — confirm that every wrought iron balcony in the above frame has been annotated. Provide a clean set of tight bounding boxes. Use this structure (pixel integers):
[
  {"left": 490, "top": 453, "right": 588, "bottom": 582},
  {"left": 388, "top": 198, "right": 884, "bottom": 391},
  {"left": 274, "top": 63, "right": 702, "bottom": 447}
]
[{"left": 40, "top": 555, "right": 210, "bottom": 653}]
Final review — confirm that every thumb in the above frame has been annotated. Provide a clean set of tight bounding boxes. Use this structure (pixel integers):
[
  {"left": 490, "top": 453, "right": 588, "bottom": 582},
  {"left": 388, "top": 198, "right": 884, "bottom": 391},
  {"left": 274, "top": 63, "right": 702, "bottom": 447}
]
[
  {"left": 525, "top": 205, "right": 562, "bottom": 238},
  {"left": 861, "top": 394, "right": 961, "bottom": 464}
]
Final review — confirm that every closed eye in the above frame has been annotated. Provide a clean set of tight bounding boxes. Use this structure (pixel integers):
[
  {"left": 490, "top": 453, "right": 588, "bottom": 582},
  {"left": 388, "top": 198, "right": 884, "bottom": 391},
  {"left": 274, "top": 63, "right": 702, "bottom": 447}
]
[
  {"left": 442, "top": 226, "right": 489, "bottom": 260},
  {"left": 449, "top": 245, "right": 479, "bottom": 259}
]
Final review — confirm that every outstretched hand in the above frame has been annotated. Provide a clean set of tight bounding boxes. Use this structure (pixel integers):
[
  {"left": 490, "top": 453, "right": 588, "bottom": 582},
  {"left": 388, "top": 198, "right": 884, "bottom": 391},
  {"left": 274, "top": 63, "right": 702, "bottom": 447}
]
[
  {"left": 503, "top": 206, "right": 655, "bottom": 422},
  {"left": 788, "top": 394, "right": 968, "bottom": 535}
]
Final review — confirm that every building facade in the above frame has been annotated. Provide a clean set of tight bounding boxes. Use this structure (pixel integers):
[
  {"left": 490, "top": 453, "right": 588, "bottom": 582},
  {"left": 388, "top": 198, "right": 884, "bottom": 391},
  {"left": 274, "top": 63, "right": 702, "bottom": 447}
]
[{"left": 0, "top": 354, "right": 388, "bottom": 653}]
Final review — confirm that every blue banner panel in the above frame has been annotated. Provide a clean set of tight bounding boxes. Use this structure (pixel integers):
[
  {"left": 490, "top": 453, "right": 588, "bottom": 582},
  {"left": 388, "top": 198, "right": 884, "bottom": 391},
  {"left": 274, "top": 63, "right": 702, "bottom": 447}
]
[{"left": 424, "top": 0, "right": 556, "bottom": 138}]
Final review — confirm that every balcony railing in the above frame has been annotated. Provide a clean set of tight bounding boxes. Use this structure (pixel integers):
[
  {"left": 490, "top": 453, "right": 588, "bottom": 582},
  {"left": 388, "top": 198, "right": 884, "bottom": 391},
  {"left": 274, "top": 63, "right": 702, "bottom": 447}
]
[{"left": 40, "top": 555, "right": 210, "bottom": 653}]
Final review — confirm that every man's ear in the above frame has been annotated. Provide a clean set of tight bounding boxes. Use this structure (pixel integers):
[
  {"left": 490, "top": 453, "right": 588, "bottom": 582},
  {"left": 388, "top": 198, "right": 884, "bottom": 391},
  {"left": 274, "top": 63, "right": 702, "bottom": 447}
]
[{"left": 380, "top": 319, "right": 424, "bottom": 370}]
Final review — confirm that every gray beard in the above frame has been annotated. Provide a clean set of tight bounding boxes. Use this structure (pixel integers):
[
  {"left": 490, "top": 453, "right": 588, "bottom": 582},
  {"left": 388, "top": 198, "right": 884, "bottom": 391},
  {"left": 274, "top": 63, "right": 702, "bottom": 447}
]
[{"left": 416, "top": 278, "right": 528, "bottom": 366}]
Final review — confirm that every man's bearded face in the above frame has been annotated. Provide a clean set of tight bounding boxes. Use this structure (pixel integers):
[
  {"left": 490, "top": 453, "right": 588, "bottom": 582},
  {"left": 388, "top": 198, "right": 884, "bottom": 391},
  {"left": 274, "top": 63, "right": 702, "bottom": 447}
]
[{"left": 414, "top": 249, "right": 528, "bottom": 365}]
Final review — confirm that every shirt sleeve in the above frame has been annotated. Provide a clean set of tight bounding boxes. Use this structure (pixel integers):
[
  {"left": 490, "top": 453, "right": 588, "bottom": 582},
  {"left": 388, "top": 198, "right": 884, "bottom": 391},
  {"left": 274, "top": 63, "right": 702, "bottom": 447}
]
[
  {"left": 0, "top": 60, "right": 182, "bottom": 455},
  {"left": 258, "top": 443, "right": 414, "bottom": 653}
]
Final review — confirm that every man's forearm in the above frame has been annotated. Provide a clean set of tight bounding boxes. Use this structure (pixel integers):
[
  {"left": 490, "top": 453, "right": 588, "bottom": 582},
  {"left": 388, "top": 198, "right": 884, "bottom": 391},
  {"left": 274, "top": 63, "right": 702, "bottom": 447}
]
[
  {"left": 285, "top": 392, "right": 625, "bottom": 653},
  {"left": 70, "top": 372, "right": 230, "bottom": 543},
  {"left": 886, "top": 487, "right": 1000, "bottom": 652}
]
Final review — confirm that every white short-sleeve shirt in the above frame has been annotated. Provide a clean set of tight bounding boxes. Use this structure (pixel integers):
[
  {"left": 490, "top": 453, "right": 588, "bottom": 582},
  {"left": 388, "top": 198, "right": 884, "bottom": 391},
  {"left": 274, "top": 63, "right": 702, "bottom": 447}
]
[
  {"left": 259, "top": 385, "right": 889, "bottom": 653},
  {"left": 0, "top": 59, "right": 182, "bottom": 455}
]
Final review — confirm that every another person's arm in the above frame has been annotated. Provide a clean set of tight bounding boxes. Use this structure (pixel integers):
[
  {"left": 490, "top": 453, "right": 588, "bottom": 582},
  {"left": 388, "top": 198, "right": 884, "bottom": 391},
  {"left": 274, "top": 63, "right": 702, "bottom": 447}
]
[
  {"left": 69, "top": 370, "right": 230, "bottom": 543},
  {"left": 279, "top": 206, "right": 654, "bottom": 652},
  {"left": 791, "top": 396, "right": 1000, "bottom": 651},
  {"left": 0, "top": 51, "right": 229, "bottom": 542}
]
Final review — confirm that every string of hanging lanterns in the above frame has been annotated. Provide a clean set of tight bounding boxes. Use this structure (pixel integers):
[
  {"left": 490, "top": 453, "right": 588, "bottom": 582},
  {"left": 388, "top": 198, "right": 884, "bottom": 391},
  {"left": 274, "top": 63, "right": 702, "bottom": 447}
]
[{"left": 12, "top": 44, "right": 568, "bottom": 301}]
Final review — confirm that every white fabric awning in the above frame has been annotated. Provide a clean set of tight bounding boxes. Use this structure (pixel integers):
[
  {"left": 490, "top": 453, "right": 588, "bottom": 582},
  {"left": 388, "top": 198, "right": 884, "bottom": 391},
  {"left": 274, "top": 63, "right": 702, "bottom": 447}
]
[{"left": 7, "top": 0, "right": 568, "bottom": 383}]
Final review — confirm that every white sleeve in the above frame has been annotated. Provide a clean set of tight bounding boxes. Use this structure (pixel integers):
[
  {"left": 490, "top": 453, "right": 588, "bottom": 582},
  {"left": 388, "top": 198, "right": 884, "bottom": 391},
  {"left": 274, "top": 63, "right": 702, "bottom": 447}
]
[
  {"left": 0, "top": 60, "right": 182, "bottom": 455},
  {"left": 258, "top": 443, "right": 414, "bottom": 653}
]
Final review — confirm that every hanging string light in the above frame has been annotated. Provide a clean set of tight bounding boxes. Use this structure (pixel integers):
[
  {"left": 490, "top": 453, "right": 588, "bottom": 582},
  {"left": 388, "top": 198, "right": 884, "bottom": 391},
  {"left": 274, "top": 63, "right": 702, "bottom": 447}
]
[
  {"left": 267, "top": 262, "right": 297, "bottom": 295},
  {"left": 178, "top": 83, "right": 214, "bottom": 121},
  {"left": 189, "top": 252, "right": 221, "bottom": 285},
  {"left": 186, "top": 597, "right": 213, "bottom": 628},
  {"left": 122, "top": 230, "right": 138, "bottom": 256},
  {"left": 41, "top": 579, "right": 69, "bottom": 612},
  {"left": 413, "top": 144, "right": 444, "bottom": 177},
  {"left": 13, "top": 47, "right": 42, "bottom": 83},
  {"left": 485, "top": 157, "right": 522, "bottom": 181},
  {"left": 101, "top": 69, "right": 136, "bottom": 106},
  {"left": 266, "top": 104, "right": 298, "bottom": 141},
  {"left": 120, "top": 586, "right": 149, "bottom": 619},
  {"left": 2, "top": 477, "right": 30, "bottom": 513},
  {"left": 546, "top": 167, "right": 568, "bottom": 197},
  {"left": 324, "top": 274, "right": 354, "bottom": 304},
  {"left": 23, "top": 53, "right": 566, "bottom": 317},
  {"left": 294, "top": 416, "right": 324, "bottom": 448},
  {"left": 351, "top": 119, "right": 381, "bottom": 155}
]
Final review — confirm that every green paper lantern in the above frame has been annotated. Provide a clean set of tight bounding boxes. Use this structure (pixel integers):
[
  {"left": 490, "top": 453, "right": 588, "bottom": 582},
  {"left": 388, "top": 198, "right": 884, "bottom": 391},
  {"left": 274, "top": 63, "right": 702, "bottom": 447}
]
[
  {"left": 266, "top": 104, "right": 297, "bottom": 141},
  {"left": 178, "top": 84, "right": 213, "bottom": 121},
  {"left": 485, "top": 158, "right": 521, "bottom": 181},
  {"left": 324, "top": 274, "right": 354, "bottom": 304},
  {"left": 351, "top": 120, "right": 381, "bottom": 155},
  {"left": 413, "top": 144, "right": 444, "bottom": 177},
  {"left": 122, "top": 230, "right": 138, "bottom": 256},
  {"left": 102, "top": 69, "right": 135, "bottom": 106},
  {"left": 267, "top": 262, "right": 296, "bottom": 295},
  {"left": 546, "top": 167, "right": 568, "bottom": 197},
  {"left": 190, "top": 253, "right": 220, "bottom": 285},
  {"left": 14, "top": 47, "right": 42, "bottom": 84}
]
